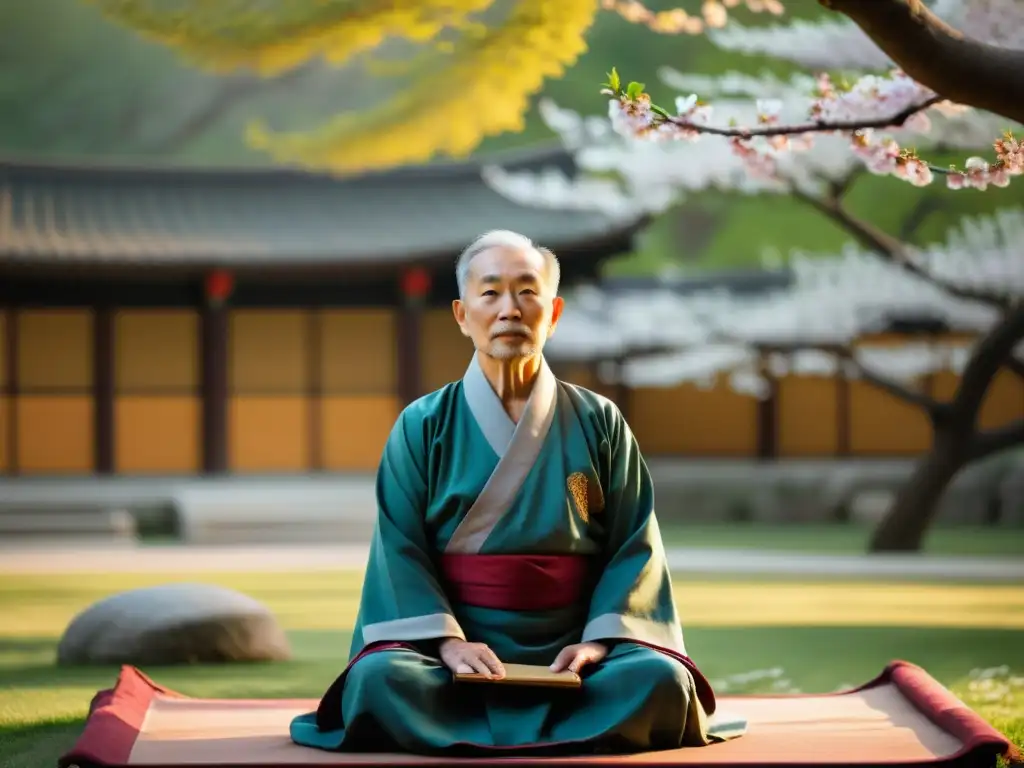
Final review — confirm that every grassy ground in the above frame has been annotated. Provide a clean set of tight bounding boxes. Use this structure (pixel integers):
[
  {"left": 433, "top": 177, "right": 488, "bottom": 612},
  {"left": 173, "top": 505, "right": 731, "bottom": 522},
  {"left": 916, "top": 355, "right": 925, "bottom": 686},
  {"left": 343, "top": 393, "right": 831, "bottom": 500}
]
[
  {"left": 659, "top": 523, "right": 1024, "bottom": 556},
  {"left": 1, "top": 570, "right": 1022, "bottom": 767}
]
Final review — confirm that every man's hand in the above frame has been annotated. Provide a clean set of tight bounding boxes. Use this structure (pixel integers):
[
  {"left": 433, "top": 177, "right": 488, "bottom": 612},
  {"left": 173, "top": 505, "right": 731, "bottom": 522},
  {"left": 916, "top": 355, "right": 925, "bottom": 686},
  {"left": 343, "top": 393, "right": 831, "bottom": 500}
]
[
  {"left": 549, "top": 641, "right": 608, "bottom": 674},
  {"left": 439, "top": 638, "right": 506, "bottom": 679}
]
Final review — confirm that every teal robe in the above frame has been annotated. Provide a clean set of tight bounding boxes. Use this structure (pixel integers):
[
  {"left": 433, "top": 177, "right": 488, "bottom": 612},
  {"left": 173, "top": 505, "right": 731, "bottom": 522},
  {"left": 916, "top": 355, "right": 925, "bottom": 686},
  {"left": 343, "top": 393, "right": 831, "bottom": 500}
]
[{"left": 291, "top": 354, "right": 744, "bottom": 756}]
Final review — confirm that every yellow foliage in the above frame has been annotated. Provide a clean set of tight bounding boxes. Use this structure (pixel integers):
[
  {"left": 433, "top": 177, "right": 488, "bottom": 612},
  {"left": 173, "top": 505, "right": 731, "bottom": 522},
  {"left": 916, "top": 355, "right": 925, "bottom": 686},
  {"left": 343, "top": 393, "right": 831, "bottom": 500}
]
[
  {"left": 246, "top": 0, "right": 599, "bottom": 173},
  {"left": 84, "top": 0, "right": 497, "bottom": 75}
]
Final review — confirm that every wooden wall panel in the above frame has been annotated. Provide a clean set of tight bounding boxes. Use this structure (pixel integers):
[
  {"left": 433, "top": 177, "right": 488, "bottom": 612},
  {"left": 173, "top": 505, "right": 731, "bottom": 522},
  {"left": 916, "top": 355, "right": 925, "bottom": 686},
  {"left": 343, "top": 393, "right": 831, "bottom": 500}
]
[
  {"left": 931, "top": 370, "right": 960, "bottom": 403},
  {"left": 17, "top": 309, "right": 92, "bottom": 391},
  {"left": 320, "top": 309, "right": 396, "bottom": 394},
  {"left": 420, "top": 308, "right": 472, "bottom": 394},
  {"left": 0, "top": 396, "right": 7, "bottom": 472},
  {"left": 554, "top": 363, "right": 622, "bottom": 407},
  {"left": 628, "top": 379, "right": 758, "bottom": 456},
  {"left": 115, "top": 310, "right": 198, "bottom": 392},
  {"left": 777, "top": 376, "right": 839, "bottom": 457},
  {"left": 16, "top": 395, "right": 93, "bottom": 473},
  {"left": 979, "top": 370, "right": 1024, "bottom": 429},
  {"left": 229, "top": 396, "right": 308, "bottom": 472},
  {"left": 848, "top": 380, "right": 931, "bottom": 455},
  {"left": 556, "top": 363, "right": 600, "bottom": 390},
  {"left": 0, "top": 312, "right": 6, "bottom": 390},
  {"left": 229, "top": 310, "right": 308, "bottom": 394},
  {"left": 115, "top": 396, "right": 200, "bottom": 473},
  {"left": 321, "top": 395, "right": 400, "bottom": 471}
]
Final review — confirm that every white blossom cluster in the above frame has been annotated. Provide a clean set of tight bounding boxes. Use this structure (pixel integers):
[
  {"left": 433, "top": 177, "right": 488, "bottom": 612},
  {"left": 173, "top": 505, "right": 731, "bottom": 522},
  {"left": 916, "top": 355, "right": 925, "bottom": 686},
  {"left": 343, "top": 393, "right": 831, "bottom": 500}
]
[{"left": 546, "top": 208, "right": 1024, "bottom": 397}]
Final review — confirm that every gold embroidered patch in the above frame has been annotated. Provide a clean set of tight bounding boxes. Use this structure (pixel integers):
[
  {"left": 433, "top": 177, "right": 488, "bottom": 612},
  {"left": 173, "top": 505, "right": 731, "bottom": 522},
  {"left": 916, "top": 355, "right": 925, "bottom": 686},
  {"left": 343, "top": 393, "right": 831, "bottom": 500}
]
[{"left": 567, "top": 471, "right": 604, "bottom": 523}]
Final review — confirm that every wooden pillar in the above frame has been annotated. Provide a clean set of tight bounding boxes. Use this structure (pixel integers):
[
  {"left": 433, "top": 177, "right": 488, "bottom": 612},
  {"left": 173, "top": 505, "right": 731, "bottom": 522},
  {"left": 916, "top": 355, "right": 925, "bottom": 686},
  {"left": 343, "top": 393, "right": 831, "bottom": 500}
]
[
  {"left": 4, "top": 307, "right": 17, "bottom": 476},
  {"left": 397, "top": 268, "right": 430, "bottom": 406},
  {"left": 397, "top": 306, "right": 423, "bottom": 406},
  {"left": 836, "top": 357, "right": 851, "bottom": 457},
  {"left": 200, "top": 271, "right": 234, "bottom": 474},
  {"left": 93, "top": 305, "right": 114, "bottom": 474},
  {"left": 201, "top": 303, "right": 228, "bottom": 474},
  {"left": 756, "top": 350, "right": 778, "bottom": 460},
  {"left": 307, "top": 309, "right": 323, "bottom": 472}
]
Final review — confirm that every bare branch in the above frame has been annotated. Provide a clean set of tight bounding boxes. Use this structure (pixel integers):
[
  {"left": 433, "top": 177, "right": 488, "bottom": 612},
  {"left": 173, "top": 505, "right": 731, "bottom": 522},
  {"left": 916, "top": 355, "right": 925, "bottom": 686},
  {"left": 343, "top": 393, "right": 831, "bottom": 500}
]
[
  {"left": 969, "top": 418, "right": 1024, "bottom": 461},
  {"left": 753, "top": 340, "right": 946, "bottom": 415},
  {"left": 821, "top": 0, "right": 1024, "bottom": 125},
  {"left": 843, "top": 355, "right": 941, "bottom": 413},
  {"left": 790, "top": 188, "right": 1011, "bottom": 310},
  {"left": 898, "top": 196, "right": 945, "bottom": 242},
  {"left": 820, "top": 343, "right": 944, "bottom": 415},
  {"left": 827, "top": 167, "right": 865, "bottom": 202},
  {"left": 1005, "top": 356, "right": 1024, "bottom": 380}
]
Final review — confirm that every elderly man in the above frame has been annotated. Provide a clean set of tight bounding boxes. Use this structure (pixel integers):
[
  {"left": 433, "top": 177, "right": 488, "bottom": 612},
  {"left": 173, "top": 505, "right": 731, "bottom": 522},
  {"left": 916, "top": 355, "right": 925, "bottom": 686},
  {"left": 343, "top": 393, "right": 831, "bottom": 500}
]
[{"left": 290, "top": 230, "right": 736, "bottom": 756}]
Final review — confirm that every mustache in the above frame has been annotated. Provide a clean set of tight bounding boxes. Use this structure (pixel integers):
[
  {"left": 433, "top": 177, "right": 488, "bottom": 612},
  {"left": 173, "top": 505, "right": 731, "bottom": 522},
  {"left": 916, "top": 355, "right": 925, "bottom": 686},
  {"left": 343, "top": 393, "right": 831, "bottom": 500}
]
[{"left": 490, "top": 325, "right": 533, "bottom": 340}]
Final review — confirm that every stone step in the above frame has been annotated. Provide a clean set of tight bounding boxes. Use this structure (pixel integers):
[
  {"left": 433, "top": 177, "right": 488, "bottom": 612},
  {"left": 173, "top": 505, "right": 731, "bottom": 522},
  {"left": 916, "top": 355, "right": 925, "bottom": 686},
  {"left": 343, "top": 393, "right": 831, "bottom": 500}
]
[{"left": 0, "top": 506, "right": 138, "bottom": 545}]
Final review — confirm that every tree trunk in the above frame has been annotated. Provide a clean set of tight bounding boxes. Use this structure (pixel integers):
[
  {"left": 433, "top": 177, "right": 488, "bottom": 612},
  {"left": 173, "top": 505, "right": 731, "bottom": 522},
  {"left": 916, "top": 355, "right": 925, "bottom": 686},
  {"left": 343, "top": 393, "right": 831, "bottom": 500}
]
[
  {"left": 868, "top": 305, "right": 1024, "bottom": 552},
  {"left": 822, "top": 0, "right": 1024, "bottom": 126},
  {"left": 867, "top": 433, "right": 968, "bottom": 552}
]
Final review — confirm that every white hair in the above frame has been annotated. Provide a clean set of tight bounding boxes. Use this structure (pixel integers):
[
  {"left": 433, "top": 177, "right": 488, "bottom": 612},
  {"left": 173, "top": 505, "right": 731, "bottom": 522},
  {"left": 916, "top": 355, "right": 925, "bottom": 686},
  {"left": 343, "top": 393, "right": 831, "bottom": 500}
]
[{"left": 455, "top": 229, "right": 561, "bottom": 298}]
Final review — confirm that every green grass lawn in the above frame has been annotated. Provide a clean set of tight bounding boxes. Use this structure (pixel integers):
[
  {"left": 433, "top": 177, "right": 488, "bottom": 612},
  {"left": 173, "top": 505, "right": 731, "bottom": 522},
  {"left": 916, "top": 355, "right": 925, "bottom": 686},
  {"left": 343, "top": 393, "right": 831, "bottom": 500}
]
[
  {"left": 659, "top": 523, "right": 1024, "bottom": 556},
  {"left": 1, "top": 570, "right": 1022, "bottom": 767}
]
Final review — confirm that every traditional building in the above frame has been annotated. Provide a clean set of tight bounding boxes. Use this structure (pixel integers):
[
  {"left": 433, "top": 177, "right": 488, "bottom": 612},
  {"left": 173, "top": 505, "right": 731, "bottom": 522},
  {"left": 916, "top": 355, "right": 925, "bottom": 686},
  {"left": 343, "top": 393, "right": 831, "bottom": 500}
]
[
  {"left": 0, "top": 147, "right": 646, "bottom": 477},
  {"left": 4, "top": 151, "right": 1020, "bottom": 479}
]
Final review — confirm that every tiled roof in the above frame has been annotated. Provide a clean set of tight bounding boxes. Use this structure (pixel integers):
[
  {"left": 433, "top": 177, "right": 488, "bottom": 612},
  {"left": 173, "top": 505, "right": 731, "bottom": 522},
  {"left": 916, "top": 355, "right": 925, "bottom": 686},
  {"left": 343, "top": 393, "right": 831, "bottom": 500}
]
[{"left": 0, "top": 146, "right": 645, "bottom": 266}]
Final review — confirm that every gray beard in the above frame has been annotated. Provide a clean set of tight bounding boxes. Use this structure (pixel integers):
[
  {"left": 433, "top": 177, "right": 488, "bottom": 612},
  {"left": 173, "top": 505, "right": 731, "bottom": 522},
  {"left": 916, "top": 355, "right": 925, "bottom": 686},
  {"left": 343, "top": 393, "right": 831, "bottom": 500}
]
[{"left": 483, "top": 339, "right": 540, "bottom": 360}]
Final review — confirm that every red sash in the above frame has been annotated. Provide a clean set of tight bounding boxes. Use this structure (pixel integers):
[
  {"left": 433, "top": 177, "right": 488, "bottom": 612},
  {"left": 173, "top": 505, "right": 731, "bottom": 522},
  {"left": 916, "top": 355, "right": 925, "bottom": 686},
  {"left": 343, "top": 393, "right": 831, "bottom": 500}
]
[{"left": 439, "top": 554, "right": 593, "bottom": 611}]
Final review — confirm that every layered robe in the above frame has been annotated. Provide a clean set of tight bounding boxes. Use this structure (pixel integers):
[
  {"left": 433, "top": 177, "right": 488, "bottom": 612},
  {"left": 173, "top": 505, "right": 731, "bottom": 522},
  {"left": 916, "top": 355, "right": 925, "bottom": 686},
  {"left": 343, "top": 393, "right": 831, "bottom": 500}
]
[{"left": 290, "top": 355, "right": 745, "bottom": 756}]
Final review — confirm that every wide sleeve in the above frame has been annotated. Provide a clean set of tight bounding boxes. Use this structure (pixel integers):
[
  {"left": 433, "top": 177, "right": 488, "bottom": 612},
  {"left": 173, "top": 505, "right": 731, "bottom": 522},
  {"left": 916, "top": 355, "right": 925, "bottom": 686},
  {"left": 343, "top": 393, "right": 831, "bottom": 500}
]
[
  {"left": 350, "top": 406, "right": 466, "bottom": 653},
  {"left": 580, "top": 402, "right": 686, "bottom": 655}
]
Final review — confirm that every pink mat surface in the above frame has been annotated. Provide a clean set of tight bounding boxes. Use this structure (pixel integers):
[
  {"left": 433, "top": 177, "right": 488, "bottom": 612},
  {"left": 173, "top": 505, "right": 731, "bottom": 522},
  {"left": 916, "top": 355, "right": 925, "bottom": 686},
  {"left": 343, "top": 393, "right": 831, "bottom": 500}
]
[{"left": 58, "top": 660, "right": 1019, "bottom": 768}]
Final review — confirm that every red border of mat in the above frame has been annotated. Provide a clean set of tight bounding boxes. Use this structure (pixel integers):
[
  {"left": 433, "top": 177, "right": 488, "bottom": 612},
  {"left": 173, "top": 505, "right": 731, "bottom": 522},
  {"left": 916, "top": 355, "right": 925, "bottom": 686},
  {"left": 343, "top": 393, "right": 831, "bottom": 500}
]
[{"left": 57, "top": 660, "right": 1020, "bottom": 768}]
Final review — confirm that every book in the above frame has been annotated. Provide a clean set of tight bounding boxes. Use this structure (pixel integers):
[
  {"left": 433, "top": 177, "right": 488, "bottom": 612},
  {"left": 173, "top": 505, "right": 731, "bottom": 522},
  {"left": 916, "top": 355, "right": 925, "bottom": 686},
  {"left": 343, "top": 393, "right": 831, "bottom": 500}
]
[{"left": 454, "top": 663, "right": 582, "bottom": 688}]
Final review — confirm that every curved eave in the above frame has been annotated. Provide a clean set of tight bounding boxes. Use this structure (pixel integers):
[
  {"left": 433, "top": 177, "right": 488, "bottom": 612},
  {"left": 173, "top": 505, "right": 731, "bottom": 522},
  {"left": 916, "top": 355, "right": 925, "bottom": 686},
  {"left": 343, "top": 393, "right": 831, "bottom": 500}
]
[{"left": 0, "top": 145, "right": 646, "bottom": 270}]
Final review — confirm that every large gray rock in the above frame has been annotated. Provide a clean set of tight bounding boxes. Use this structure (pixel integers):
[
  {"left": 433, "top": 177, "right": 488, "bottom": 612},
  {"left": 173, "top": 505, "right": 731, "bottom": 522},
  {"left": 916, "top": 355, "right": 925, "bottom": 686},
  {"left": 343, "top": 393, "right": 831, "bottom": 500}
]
[{"left": 56, "top": 583, "right": 291, "bottom": 666}]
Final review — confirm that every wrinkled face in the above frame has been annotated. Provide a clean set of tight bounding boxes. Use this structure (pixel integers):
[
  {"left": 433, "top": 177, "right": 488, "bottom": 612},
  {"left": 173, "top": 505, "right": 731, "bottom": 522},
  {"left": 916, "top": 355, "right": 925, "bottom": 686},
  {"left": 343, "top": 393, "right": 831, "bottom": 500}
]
[{"left": 453, "top": 245, "right": 564, "bottom": 361}]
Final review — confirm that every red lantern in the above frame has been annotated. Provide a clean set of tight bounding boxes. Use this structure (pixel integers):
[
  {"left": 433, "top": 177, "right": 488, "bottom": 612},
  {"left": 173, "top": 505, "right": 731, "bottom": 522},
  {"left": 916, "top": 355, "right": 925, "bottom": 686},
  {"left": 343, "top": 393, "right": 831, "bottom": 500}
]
[
  {"left": 401, "top": 267, "right": 431, "bottom": 302},
  {"left": 205, "top": 269, "right": 234, "bottom": 306}
]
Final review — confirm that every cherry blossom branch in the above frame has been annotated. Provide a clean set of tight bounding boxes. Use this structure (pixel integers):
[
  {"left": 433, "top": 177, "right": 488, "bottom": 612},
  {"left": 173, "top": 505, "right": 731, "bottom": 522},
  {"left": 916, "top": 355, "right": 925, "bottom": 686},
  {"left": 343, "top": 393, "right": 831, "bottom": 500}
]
[
  {"left": 662, "top": 95, "right": 942, "bottom": 139},
  {"left": 601, "top": 68, "right": 1024, "bottom": 190}
]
